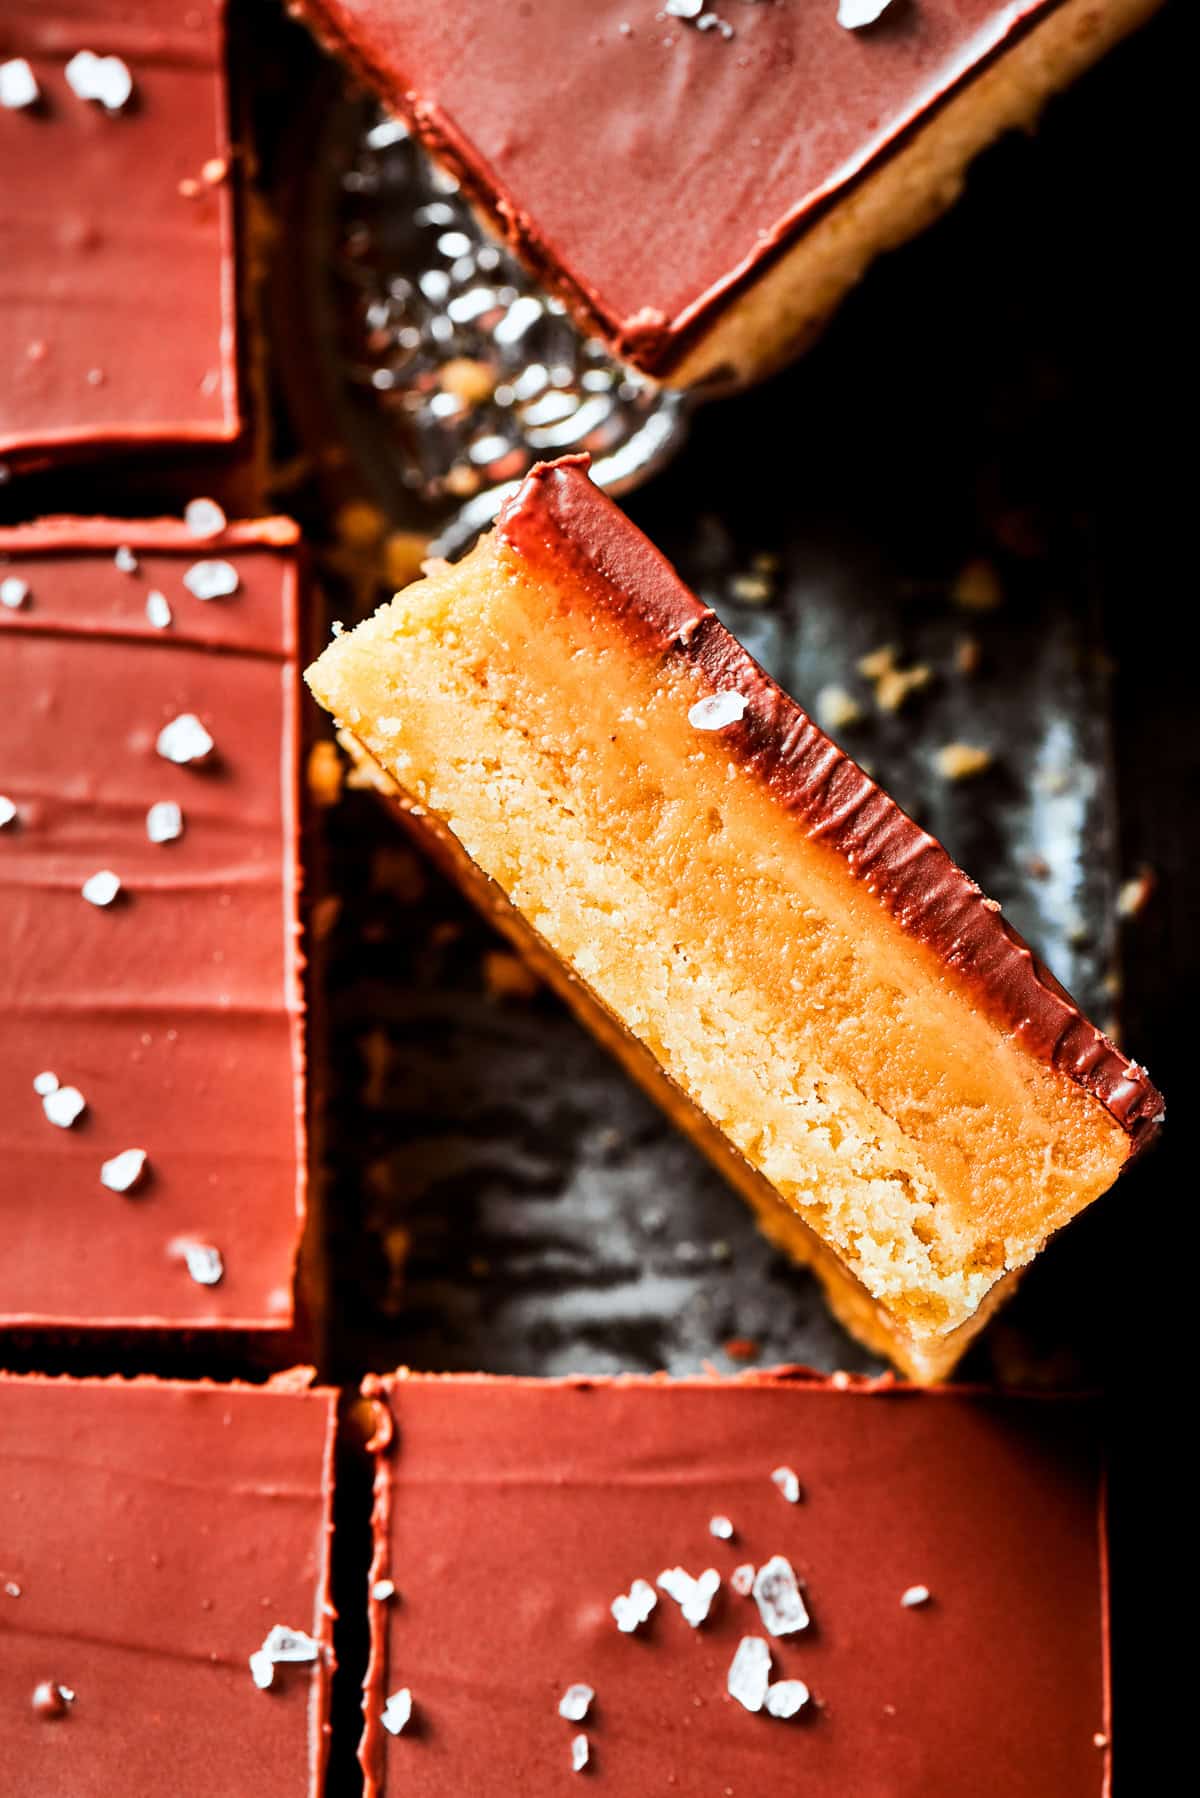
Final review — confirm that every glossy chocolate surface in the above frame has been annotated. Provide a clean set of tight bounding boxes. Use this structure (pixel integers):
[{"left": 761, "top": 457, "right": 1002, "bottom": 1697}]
[
  {"left": 0, "top": 1372, "right": 335, "bottom": 1795},
  {"left": 362, "top": 1370, "right": 1108, "bottom": 1796},
  {"left": 290, "top": 0, "right": 1060, "bottom": 371},
  {"left": 0, "top": 517, "right": 306, "bottom": 1330},
  {"left": 497, "top": 458, "right": 1163, "bottom": 1147},
  {"left": 0, "top": 0, "right": 238, "bottom": 468}
]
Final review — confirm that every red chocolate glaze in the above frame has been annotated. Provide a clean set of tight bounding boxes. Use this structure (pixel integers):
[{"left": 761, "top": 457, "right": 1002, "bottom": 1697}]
[
  {"left": 0, "top": 0, "right": 238, "bottom": 470},
  {"left": 288, "top": 0, "right": 1064, "bottom": 374},
  {"left": 0, "top": 1371, "right": 336, "bottom": 1796},
  {"left": 0, "top": 518, "right": 307, "bottom": 1331},
  {"left": 497, "top": 458, "right": 1163, "bottom": 1149},
  {"left": 361, "top": 1369, "right": 1110, "bottom": 1797}
]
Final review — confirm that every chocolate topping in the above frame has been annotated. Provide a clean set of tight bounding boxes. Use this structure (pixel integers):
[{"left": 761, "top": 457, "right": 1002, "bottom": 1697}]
[
  {"left": 0, "top": 0, "right": 239, "bottom": 468},
  {"left": 0, "top": 1373, "right": 335, "bottom": 1794},
  {"left": 361, "top": 1370, "right": 1109, "bottom": 1797},
  {"left": 289, "top": 0, "right": 1062, "bottom": 373},
  {"left": 497, "top": 458, "right": 1163, "bottom": 1148},
  {"left": 0, "top": 518, "right": 307, "bottom": 1330}
]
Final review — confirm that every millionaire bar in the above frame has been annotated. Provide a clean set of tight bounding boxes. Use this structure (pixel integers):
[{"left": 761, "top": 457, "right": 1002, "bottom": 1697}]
[
  {"left": 359, "top": 1369, "right": 1110, "bottom": 1795},
  {"left": 0, "top": 0, "right": 239, "bottom": 473},
  {"left": 0, "top": 515, "right": 309, "bottom": 1339},
  {"left": 0, "top": 1370, "right": 335, "bottom": 1796},
  {"left": 306, "top": 457, "right": 1162, "bottom": 1380},
  {"left": 287, "top": 0, "right": 1161, "bottom": 388}
]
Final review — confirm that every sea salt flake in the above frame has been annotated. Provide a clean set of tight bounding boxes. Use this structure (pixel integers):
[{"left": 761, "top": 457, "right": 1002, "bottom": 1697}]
[
  {"left": 249, "top": 1650, "right": 274, "bottom": 1690},
  {"left": 900, "top": 1584, "right": 931, "bottom": 1608},
  {"left": 183, "top": 558, "right": 239, "bottom": 600},
  {"left": 81, "top": 869, "right": 121, "bottom": 907},
  {"left": 611, "top": 1577, "right": 657, "bottom": 1633},
  {"left": 184, "top": 497, "right": 227, "bottom": 537},
  {"left": 658, "top": 1565, "right": 721, "bottom": 1627},
  {"left": 709, "top": 1515, "right": 734, "bottom": 1540},
  {"left": 114, "top": 545, "right": 138, "bottom": 573},
  {"left": 727, "top": 1636, "right": 771, "bottom": 1713},
  {"left": 146, "top": 801, "right": 184, "bottom": 844},
  {"left": 571, "top": 1734, "right": 589, "bottom": 1773},
  {"left": 0, "top": 796, "right": 17, "bottom": 828},
  {"left": 689, "top": 691, "right": 747, "bottom": 731},
  {"left": 731, "top": 1563, "right": 756, "bottom": 1597},
  {"left": 371, "top": 1579, "right": 397, "bottom": 1602},
  {"left": 666, "top": 0, "right": 703, "bottom": 14},
  {"left": 752, "top": 1556, "right": 810, "bottom": 1636},
  {"left": 838, "top": 0, "right": 895, "bottom": 27},
  {"left": 157, "top": 713, "right": 213, "bottom": 764},
  {"left": 43, "top": 1084, "right": 86, "bottom": 1128},
  {"left": 4, "top": 1580, "right": 20, "bottom": 1597},
  {"left": 558, "top": 1683, "right": 594, "bottom": 1723},
  {"left": 259, "top": 1624, "right": 320, "bottom": 1665},
  {"left": 765, "top": 1678, "right": 810, "bottom": 1719},
  {"left": 33, "top": 1071, "right": 59, "bottom": 1096},
  {"left": 1, "top": 576, "right": 30, "bottom": 609},
  {"left": 65, "top": 50, "right": 134, "bottom": 111},
  {"left": 183, "top": 1242, "right": 224, "bottom": 1286},
  {"left": 1, "top": 58, "right": 39, "bottom": 109},
  {"left": 771, "top": 1465, "right": 801, "bottom": 1504},
  {"left": 100, "top": 1148, "right": 147, "bottom": 1193},
  {"left": 381, "top": 1688, "right": 413, "bottom": 1735},
  {"left": 145, "top": 590, "right": 172, "bottom": 629}
]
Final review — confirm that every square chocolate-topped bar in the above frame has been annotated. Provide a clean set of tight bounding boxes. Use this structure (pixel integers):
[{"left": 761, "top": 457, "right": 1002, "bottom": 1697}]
[
  {"left": 0, "top": 0, "right": 239, "bottom": 472},
  {"left": 0, "top": 1370, "right": 336, "bottom": 1796},
  {"left": 289, "top": 0, "right": 1161, "bottom": 387},
  {"left": 360, "top": 1370, "right": 1110, "bottom": 1796},
  {"left": 0, "top": 515, "right": 309, "bottom": 1339}
]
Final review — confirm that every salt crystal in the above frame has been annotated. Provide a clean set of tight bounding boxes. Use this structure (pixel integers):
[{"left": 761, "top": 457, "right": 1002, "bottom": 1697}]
[
  {"left": 657, "top": 1565, "right": 720, "bottom": 1628},
  {"left": 114, "top": 546, "right": 138, "bottom": 573},
  {"left": 752, "top": 1556, "right": 810, "bottom": 1636},
  {"left": 0, "top": 796, "right": 17, "bottom": 828},
  {"left": 1, "top": 576, "right": 29, "bottom": 609},
  {"left": 688, "top": 691, "right": 747, "bottom": 731},
  {"left": 838, "top": 0, "right": 894, "bottom": 26},
  {"left": 249, "top": 1651, "right": 274, "bottom": 1690},
  {"left": 611, "top": 1577, "right": 657, "bottom": 1633},
  {"left": 665, "top": 0, "right": 703, "bottom": 15},
  {"left": 259, "top": 1625, "right": 320, "bottom": 1664},
  {"left": 4, "top": 1580, "right": 20, "bottom": 1597},
  {"left": 33, "top": 1071, "right": 59, "bottom": 1097},
  {"left": 570, "top": 1734, "right": 589, "bottom": 1773},
  {"left": 558, "top": 1683, "right": 594, "bottom": 1723},
  {"left": 65, "top": 50, "right": 134, "bottom": 111},
  {"left": 81, "top": 869, "right": 121, "bottom": 907},
  {"left": 371, "top": 1579, "right": 397, "bottom": 1602},
  {"left": 771, "top": 1465, "right": 801, "bottom": 1504},
  {"left": 381, "top": 1688, "right": 413, "bottom": 1735},
  {"left": 1, "top": 58, "right": 39, "bottom": 110},
  {"left": 157, "top": 713, "right": 213, "bottom": 764},
  {"left": 43, "top": 1084, "right": 86, "bottom": 1128},
  {"left": 183, "top": 1242, "right": 224, "bottom": 1287},
  {"left": 727, "top": 1636, "right": 771, "bottom": 1713},
  {"left": 709, "top": 1515, "right": 734, "bottom": 1541},
  {"left": 183, "top": 559, "right": 239, "bottom": 600},
  {"left": 184, "top": 497, "right": 227, "bottom": 537},
  {"left": 765, "top": 1679, "right": 810, "bottom": 1719},
  {"left": 900, "top": 1584, "right": 931, "bottom": 1608},
  {"left": 731, "top": 1563, "right": 756, "bottom": 1597},
  {"left": 145, "top": 590, "right": 172, "bottom": 629},
  {"left": 100, "top": 1148, "right": 147, "bottom": 1194},
  {"left": 146, "top": 801, "right": 184, "bottom": 844}
]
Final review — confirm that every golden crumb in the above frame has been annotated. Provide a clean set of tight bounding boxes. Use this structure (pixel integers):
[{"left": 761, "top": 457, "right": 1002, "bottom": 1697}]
[
  {"left": 483, "top": 948, "right": 541, "bottom": 1001},
  {"left": 876, "top": 665, "right": 932, "bottom": 713},
  {"left": 439, "top": 357, "right": 496, "bottom": 406},
  {"left": 309, "top": 893, "right": 341, "bottom": 944},
  {"left": 306, "top": 739, "right": 345, "bottom": 808},
  {"left": 935, "top": 743, "right": 993, "bottom": 781},
  {"left": 951, "top": 558, "right": 1004, "bottom": 612},
  {"left": 857, "top": 644, "right": 897, "bottom": 682},
  {"left": 730, "top": 572, "right": 774, "bottom": 605},
  {"left": 814, "top": 684, "right": 863, "bottom": 732},
  {"left": 955, "top": 634, "right": 982, "bottom": 676},
  {"left": 201, "top": 156, "right": 229, "bottom": 185},
  {"left": 1117, "top": 865, "right": 1155, "bottom": 919},
  {"left": 444, "top": 464, "right": 481, "bottom": 498}
]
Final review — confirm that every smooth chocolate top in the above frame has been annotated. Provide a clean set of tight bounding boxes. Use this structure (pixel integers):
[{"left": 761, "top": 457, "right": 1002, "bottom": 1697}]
[
  {"left": 0, "top": 0, "right": 238, "bottom": 468},
  {"left": 497, "top": 458, "right": 1163, "bottom": 1147},
  {"left": 0, "top": 518, "right": 306, "bottom": 1329},
  {"left": 362, "top": 1369, "right": 1109, "bottom": 1796},
  {"left": 0, "top": 1371, "right": 335, "bottom": 1795},
  {"left": 290, "top": 0, "right": 1059, "bottom": 373}
]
